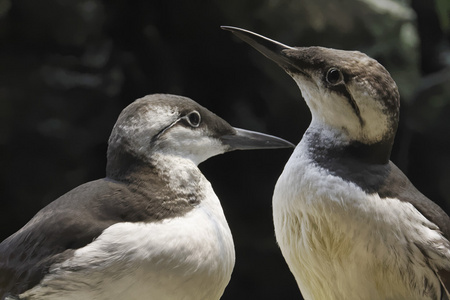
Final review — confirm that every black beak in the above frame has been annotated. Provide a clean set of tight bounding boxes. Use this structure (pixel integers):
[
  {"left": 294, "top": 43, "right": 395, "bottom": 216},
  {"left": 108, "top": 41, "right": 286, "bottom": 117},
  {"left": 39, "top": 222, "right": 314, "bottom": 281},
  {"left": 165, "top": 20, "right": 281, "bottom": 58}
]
[
  {"left": 220, "top": 128, "right": 295, "bottom": 151},
  {"left": 221, "top": 26, "right": 295, "bottom": 71}
]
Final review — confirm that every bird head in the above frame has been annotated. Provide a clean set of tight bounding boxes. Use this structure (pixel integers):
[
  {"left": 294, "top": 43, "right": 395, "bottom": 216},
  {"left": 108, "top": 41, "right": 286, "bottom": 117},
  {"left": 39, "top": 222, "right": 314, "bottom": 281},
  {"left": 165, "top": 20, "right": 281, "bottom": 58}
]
[
  {"left": 106, "top": 94, "right": 293, "bottom": 179},
  {"left": 222, "top": 26, "right": 400, "bottom": 163}
]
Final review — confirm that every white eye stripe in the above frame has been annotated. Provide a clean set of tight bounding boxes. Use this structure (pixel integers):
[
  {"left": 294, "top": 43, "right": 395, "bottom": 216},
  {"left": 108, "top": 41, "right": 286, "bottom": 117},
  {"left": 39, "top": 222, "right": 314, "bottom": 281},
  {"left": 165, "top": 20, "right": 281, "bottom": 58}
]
[
  {"left": 152, "top": 111, "right": 202, "bottom": 142},
  {"left": 152, "top": 118, "right": 181, "bottom": 142}
]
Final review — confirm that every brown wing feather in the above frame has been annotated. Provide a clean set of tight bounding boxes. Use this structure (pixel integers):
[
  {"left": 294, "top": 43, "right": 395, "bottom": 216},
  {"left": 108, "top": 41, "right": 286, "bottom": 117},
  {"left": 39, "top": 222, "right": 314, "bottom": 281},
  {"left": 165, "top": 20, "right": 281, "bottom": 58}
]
[{"left": 0, "top": 173, "right": 192, "bottom": 298}]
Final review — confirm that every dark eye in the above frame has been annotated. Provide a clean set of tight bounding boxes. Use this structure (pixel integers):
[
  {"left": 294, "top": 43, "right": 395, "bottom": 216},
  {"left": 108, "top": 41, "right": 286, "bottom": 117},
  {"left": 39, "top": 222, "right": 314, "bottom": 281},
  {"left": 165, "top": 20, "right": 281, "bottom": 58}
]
[
  {"left": 326, "top": 68, "right": 344, "bottom": 85},
  {"left": 186, "top": 111, "right": 201, "bottom": 127}
]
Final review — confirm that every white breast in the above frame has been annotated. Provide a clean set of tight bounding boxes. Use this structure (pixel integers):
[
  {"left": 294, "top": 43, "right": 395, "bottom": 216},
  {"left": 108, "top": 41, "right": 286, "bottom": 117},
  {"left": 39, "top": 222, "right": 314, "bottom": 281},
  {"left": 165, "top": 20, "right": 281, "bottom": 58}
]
[
  {"left": 273, "top": 141, "right": 449, "bottom": 300},
  {"left": 20, "top": 179, "right": 235, "bottom": 300}
]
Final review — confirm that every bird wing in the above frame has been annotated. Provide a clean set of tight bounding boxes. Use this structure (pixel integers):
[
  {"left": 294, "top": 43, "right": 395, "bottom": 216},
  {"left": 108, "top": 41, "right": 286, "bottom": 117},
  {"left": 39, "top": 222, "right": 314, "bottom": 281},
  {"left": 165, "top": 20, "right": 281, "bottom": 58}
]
[
  {"left": 379, "top": 162, "right": 450, "bottom": 299},
  {"left": 0, "top": 177, "right": 171, "bottom": 298},
  {"left": 310, "top": 151, "right": 450, "bottom": 298}
]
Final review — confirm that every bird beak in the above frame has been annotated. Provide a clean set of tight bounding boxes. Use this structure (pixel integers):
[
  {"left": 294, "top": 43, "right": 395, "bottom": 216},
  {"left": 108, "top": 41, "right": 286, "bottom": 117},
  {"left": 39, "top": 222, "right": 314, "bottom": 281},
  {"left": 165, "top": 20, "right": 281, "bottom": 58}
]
[
  {"left": 221, "top": 26, "right": 296, "bottom": 72},
  {"left": 220, "top": 128, "right": 295, "bottom": 151},
  {"left": 219, "top": 26, "right": 296, "bottom": 151}
]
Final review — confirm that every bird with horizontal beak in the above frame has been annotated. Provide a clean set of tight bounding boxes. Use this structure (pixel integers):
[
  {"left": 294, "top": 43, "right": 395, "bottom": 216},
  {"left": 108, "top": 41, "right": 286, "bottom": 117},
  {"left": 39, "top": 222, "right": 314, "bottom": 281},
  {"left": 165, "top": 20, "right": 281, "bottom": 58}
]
[
  {"left": 223, "top": 26, "right": 450, "bottom": 300},
  {"left": 0, "top": 94, "right": 294, "bottom": 300}
]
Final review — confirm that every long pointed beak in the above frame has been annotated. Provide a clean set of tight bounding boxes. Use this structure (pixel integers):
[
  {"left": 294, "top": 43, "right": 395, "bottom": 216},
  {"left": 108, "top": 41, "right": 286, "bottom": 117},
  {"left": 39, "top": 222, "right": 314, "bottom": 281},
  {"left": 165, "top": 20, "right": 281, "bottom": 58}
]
[
  {"left": 220, "top": 128, "right": 295, "bottom": 151},
  {"left": 221, "top": 26, "right": 295, "bottom": 71}
]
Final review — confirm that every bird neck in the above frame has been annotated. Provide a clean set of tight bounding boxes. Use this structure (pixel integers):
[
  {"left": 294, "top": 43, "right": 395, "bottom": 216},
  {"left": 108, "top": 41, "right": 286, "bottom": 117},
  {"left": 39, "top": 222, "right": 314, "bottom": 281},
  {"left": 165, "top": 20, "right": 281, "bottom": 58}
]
[
  {"left": 150, "top": 152, "right": 205, "bottom": 192},
  {"left": 106, "top": 144, "right": 151, "bottom": 182},
  {"left": 106, "top": 147, "right": 204, "bottom": 194},
  {"left": 304, "top": 125, "right": 393, "bottom": 166}
]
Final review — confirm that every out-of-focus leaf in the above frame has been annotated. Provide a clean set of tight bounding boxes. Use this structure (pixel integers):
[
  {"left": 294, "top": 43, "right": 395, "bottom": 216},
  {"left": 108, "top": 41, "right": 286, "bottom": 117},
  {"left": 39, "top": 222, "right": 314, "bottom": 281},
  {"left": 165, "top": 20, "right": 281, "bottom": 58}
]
[
  {"left": 0, "top": 0, "right": 10, "bottom": 18},
  {"left": 436, "top": 0, "right": 450, "bottom": 33}
]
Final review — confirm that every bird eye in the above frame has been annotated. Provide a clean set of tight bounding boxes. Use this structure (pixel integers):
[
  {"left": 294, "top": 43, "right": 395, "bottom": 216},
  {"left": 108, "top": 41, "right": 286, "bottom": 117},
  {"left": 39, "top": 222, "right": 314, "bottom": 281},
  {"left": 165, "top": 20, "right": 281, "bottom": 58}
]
[
  {"left": 326, "top": 68, "right": 344, "bottom": 85},
  {"left": 185, "top": 111, "right": 201, "bottom": 127}
]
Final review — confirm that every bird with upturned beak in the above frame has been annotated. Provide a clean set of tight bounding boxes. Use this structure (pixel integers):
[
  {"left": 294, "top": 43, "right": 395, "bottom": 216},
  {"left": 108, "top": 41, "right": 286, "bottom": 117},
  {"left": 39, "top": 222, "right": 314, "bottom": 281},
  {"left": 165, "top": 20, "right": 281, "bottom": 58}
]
[{"left": 223, "top": 26, "right": 450, "bottom": 300}]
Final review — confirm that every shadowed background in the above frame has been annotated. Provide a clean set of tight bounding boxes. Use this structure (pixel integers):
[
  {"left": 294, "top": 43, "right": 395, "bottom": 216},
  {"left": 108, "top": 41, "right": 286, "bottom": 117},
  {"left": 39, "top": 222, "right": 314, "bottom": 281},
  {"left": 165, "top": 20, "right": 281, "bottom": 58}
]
[{"left": 0, "top": 0, "right": 449, "bottom": 299}]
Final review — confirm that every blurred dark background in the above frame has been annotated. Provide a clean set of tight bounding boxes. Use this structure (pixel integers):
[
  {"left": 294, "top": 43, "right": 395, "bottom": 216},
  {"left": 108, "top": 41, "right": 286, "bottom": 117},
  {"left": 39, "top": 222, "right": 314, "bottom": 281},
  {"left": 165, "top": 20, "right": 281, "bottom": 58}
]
[{"left": 0, "top": 0, "right": 449, "bottom": 299}]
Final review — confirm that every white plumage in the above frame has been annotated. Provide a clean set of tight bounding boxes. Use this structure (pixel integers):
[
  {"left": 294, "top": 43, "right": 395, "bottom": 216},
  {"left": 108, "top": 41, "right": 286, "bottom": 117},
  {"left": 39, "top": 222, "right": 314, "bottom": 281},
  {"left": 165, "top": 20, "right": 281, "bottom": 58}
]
[{"left": 274, "top": 125, "right": 449, "bottom": 299}]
